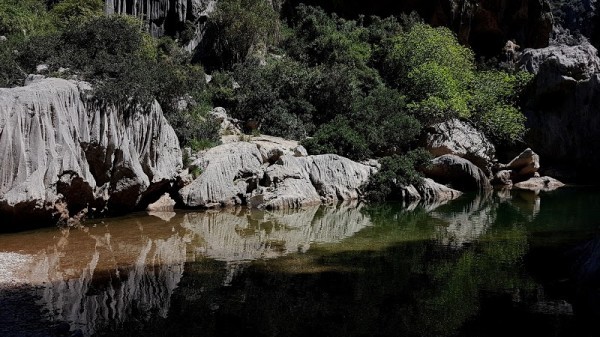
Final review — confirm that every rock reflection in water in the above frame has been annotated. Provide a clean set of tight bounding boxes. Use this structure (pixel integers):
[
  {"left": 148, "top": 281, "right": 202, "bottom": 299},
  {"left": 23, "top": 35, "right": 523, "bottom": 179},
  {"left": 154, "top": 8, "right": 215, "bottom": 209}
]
[
  {"left": 0, "top": 204, "right": 373, "bottom": 335},
  {"left": 431, "top": 189, "right": 546, "bottom": 247}
]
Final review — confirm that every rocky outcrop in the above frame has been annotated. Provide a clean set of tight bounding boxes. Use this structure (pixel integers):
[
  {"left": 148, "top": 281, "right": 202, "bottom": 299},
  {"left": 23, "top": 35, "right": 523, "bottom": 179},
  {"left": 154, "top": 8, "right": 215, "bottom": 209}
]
[
  {"left": 520, "top": 41, "right": 600, "bottom": 182},
  {"left": 105, "top": 0, "right": 216, "bottom": 51},
  {"left": 424, "top": 119, "right": 496, "bottom": 176},
  {"left": 423, "top": 154, "right": 492, "bottom": 191},
  {"left": 0, "top": 78, "right": 182, "bottom": 227},
  {"left": 179, "top": 137, "right": 463, "bottom": 209},
  {"left": 178, "top": 139, "right": 375, "bottom": 209},
  {"left": 147, "top": 193, "right": 177, "bottom": 212}
]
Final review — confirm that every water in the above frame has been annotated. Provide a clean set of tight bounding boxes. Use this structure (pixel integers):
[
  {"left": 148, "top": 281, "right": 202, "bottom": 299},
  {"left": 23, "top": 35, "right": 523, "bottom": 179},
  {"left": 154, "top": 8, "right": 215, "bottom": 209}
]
[{"left": 0, "top": 187, "right": 599, "bottom": 337}]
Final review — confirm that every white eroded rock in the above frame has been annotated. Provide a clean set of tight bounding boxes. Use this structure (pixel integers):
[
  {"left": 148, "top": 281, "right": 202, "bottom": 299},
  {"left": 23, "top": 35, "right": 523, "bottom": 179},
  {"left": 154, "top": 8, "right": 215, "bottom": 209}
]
[{"left": 0, "top": 78, "right": 182, "bottom": 225}]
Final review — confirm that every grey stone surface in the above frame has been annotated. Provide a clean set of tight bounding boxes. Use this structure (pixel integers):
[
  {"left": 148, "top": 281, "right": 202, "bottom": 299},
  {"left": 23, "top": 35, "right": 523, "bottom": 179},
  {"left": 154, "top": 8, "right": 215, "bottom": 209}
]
[
  {"left": 0, "top": 78, "right": 182, "bottom": 226},
  {"left": 520, "top": 41, "right": 600, "bottom": 182},
  {"left": 425, "top": 119, "right": 496, "bottom": 175},
  {"left": 423, "top": 154, "right": 492, "bottom": 191}
]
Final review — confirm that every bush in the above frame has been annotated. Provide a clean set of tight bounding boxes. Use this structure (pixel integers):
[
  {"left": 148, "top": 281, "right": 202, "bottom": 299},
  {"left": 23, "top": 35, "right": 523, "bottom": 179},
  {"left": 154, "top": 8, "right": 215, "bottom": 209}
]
[
  {"left": 303, "top": 117, "right": 370, "bottom": 160},
  {"left": 0, "top": 0, "right": 54, "bottom": 37},
  {"left": 166, "top": 106, "right": 221, "bottom": 150},
  {"left": 468, "top": 70, "right": 531, "bottom": 143},
  {"left": 203, "top": 0, "right": 281, "bottom": 69},
  {"left": 50, "top": 0, "right": 103, "bottom": 27},
  {"left": 227, "top": 57, "right": 317, "bottom": 139},
  {"left": 363, "top": 149, "right": 432, "bottom": 202}
]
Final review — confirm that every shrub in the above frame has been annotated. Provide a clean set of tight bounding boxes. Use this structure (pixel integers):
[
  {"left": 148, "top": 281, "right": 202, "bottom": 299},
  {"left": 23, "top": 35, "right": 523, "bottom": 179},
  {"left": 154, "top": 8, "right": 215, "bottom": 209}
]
[
  {"left": 303, "top": 117, "right": 370, "bottom": 160},
  {"left": 203, "top": 0, "right": 281, "bottom": 69},
  {"left": 50, "top": 0, "right": 103, "bottom": 27},
  {"left": 0, "top": 0, "right": 55, "bottom": 37},
  {"left": 468, "top": 70, "right": 531, "bottom": 143},
  {"left": 363, "top": 149, "right": 432, "bottom": 202}
]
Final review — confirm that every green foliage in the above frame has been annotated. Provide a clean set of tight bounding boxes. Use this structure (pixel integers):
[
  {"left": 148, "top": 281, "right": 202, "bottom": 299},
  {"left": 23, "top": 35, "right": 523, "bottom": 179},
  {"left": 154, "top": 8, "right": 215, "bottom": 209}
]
[
  {"left": 469, "top": 70, "right": 532, "bottom": 143},
  {"left": 227, "top": 57, "right": 317, "bottom": 139},
  {"left": 383, "top": 23, "right": 474, "bottom": 122},
  {"left": 0, "top": 0, "right": 55, "bottom": 37},
  {"left": 363, "top": 149, "right": 432, "bottom": 202},
  {"left": 50, "top": 0, "right": 103, "bottom": 27},
  {"left": 303, "top": 116, "right": 370, "bottom": 160},
  {"left": 285, "top": 4, "right": 371, "bottom": 67},
  {"left": 166, "top": 106, "right": 221, "bottom": 150},
  {"left": 204, "top": 0, "right": 281, "bottom": 68},
  {"left": 0, "top": 41, "right": 24, "bottom": 87}
]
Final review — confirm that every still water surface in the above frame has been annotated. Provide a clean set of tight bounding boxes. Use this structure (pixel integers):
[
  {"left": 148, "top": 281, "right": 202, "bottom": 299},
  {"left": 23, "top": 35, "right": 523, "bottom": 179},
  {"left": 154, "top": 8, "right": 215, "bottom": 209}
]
[{"left": 0, "top": 188, "right": 599, "bottom": 336}]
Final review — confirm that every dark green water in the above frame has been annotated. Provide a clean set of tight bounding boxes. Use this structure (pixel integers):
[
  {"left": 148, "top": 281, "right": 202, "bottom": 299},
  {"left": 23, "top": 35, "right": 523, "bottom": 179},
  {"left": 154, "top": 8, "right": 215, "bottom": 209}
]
[{"left": 0, "top": 187, "right": 599, "bottom": 337}]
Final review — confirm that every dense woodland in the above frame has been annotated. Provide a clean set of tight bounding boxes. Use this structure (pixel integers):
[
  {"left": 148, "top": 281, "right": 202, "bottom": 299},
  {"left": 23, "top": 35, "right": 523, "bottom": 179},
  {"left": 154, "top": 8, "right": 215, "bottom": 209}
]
[{"left": 0, "top": 0, "right": 533, "bottom": 201}]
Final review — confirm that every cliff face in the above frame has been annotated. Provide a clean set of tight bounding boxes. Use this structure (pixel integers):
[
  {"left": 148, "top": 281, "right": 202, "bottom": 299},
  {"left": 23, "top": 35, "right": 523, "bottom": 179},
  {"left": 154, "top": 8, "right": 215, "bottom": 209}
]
[
  {"left": 283, "top": 0, "right": 553, "bottom": 56},
  {"left": 104, "top": 0, "right": 216, "bottom": 51},
  {"left": 520, "top": 42, "right": 600, "bottom": 182},
  {"left": 0, "top": 78, "right": 182, "bottom": 228}
]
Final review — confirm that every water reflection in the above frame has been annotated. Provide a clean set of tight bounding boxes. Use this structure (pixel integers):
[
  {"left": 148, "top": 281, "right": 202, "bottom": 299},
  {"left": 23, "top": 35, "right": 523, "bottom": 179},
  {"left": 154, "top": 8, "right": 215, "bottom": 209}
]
[{"left": 0, "top": 188, "right": 597, "bottom": 336}]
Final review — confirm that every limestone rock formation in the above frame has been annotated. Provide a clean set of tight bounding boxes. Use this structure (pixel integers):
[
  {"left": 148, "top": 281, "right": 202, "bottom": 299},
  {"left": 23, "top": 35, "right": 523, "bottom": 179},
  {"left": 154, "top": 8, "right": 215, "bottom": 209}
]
[
  {"left": 423, "top": 154, "right": 492, "bottom": 191},
  {"left": 503, "top": 148, "right": 541, "bottom": 177},
  {"left": 179, "top": 139, "right": 463, "bottom": 209},
  {"left": 105, "top": 0, "right": 217, "bottom": 51},
  {"left": 178, "top": 139, "right": 375, "bottom": 209},
  {"left": 513, "top": 176, "right": 565, "bottom": 192},
  {"left": 520, "top": 41, "right": 600, "bottom": 182},
  {"left": 147, "top": 193, "right": 177, "bottom": 212},
  {"left": 424, "top": 119, "right": 496, "bottom": 176},
  {"left": 0, "top": 78, "right": 182, "bottom": 227}
]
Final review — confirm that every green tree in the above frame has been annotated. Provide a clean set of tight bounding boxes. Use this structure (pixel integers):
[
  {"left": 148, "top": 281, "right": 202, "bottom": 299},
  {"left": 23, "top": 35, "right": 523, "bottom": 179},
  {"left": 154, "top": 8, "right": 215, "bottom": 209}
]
[
  {"left": 0, "top": 0, "right": 54, "bottom": 37},
  {"left": 50, "top": 0, "right": 103, "bottom": 27},
  {"left": 204, "top": 0, "right": 280, "bottom": 68},
  {"left": 468, "top": 70, "right": 531, "bottom": 143}
]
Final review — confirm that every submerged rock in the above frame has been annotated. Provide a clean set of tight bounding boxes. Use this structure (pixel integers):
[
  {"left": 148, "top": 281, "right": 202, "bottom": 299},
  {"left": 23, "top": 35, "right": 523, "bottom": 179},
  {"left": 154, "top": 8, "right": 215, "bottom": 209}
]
[
  {"left": 0, "top": 78, "right": 182, "bottom": 227},
  {"left": 513, "top": 176, "right": 565, "bottom": 192}
]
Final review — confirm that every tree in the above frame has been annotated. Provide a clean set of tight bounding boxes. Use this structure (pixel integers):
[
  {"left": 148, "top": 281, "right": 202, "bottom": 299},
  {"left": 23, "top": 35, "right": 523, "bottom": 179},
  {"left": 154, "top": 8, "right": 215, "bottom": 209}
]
[{"left": 204, "top": 0, "right": 281, "bottom": 68}]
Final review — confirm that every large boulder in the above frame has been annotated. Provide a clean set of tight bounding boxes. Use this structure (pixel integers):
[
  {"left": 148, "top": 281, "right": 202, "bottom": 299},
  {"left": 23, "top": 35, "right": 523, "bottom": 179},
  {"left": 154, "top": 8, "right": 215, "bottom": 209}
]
[
  {"left": 423, "top": 154, "right": 492, "bottom": 191},
  {"left": 424, "top": 119, "right": 496, "bottom": 176},
  {"left": 0, "top": 78, "right": 182, "bottom": 228},
  {"left": 520, "top": 41, "right": 600, "bottom": 182},
  {"left": 178, "top": 142, "right": 264, "bottom": 208}
]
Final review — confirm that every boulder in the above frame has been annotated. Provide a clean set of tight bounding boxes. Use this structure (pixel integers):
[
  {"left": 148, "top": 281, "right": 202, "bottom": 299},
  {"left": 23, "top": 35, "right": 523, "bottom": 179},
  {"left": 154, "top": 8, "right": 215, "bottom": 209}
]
[
  {"left": 520, "top": 41, "right": 600, "bottom": 182},
  {"left": 250, "top": 156, "right": 321, "bottom": 210},
  {"left": 503, "top": 148, "right": 540, "bottom": 178},
  {"left": 147, "top": 193, "right": 176, "bottom": 212},
  {"left": 423, "top": 155, "right": 492, "bottom": 191},
  {"left": 308, "top": 154, "right": 374, "bottom": 203},
  {"left": 249, "top": 135, "right": 308, "bottom": 163},
  {"left": 0, "top": 78, "right": 182, "bottom": 227},
  {"left": 417, "top": 178, "right": 463, "bottom": 203},
  {"left": 209, "top": 107, "right": 241, "bottom": 136},
  {"left": 513, "top": 176, "right": 565, "bottom": 192},
  {"left": 178, "top": 142, "right": 264, "bottom": 208},
  {"left": 424, "top": 119, "right": 495, "bottom": 176}
]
